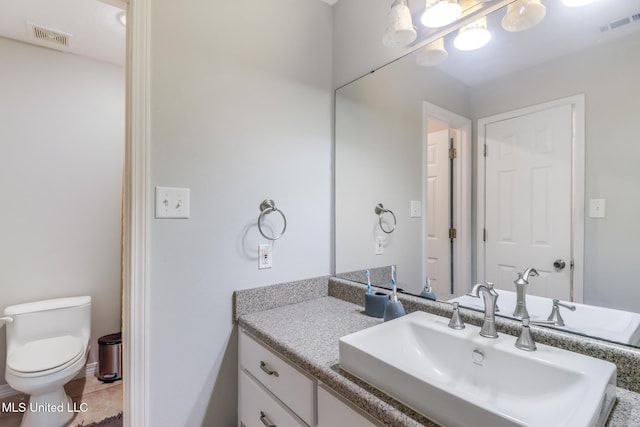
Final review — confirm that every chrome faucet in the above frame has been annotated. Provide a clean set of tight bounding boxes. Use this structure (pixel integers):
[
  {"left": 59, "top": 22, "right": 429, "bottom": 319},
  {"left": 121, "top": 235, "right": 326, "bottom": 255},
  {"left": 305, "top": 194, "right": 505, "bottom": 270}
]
[
  {"left": 547, "top": 299, "right": 576, "bottom": 326},
  {"left": 474, "top": 283, "right": 499, "bottom": 338},
  {"left": 513, "top": 267, "right": 538, "bottom": 318}
]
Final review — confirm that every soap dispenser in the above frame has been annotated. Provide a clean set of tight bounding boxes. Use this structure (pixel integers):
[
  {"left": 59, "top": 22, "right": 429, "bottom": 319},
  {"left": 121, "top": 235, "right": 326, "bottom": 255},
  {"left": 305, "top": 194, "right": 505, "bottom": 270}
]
[{"left": 384, "top": 266, "right": 405, "bottom": 321}]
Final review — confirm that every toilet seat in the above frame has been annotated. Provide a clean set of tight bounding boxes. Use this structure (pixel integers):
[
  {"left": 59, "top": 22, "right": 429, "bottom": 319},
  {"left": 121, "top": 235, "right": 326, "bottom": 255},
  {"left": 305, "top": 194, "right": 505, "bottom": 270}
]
[{"left": 7, "top": 335, "right": 84, "bottom": 376}]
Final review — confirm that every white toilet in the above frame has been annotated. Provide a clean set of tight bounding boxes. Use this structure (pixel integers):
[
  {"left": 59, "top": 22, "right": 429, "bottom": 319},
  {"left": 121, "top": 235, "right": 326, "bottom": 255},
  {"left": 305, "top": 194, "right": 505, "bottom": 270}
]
[{"left": 2, "top": 296, "right": 91, "bottom": 427}]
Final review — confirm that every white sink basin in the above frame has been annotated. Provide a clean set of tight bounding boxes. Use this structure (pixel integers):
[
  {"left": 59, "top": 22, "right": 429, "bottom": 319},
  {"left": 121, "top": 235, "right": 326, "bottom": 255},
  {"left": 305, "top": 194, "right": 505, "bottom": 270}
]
[
  {"left": 339, "top": 311, "right": 617, "bottom": 427},
  {"left": 450, "top": 290, "right": 640, "bottom": 346}
]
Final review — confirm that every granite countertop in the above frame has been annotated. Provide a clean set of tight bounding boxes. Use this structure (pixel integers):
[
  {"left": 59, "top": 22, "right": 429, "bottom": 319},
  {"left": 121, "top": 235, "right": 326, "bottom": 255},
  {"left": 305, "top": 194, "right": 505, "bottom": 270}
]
[{"left": 237, "top": 295, "right": 640, "bottom": 427}]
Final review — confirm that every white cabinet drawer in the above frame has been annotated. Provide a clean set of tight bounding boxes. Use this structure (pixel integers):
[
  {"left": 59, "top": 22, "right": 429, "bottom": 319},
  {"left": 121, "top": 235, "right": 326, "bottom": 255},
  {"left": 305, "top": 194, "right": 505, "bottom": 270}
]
[
  {"left": 239, "top": 370, "right": 305, "bottom": 427},
  {"left": 239, "top": 330, "right": 314, "bottom": 425},
  {"left": 317, "top": 385, "right": 379, "bottom": 427}
]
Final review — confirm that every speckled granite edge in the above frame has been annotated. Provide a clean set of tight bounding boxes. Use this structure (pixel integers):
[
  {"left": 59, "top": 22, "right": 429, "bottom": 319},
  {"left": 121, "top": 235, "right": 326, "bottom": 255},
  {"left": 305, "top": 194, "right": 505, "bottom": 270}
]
[
  {"left": 328, "top": 277, "right": 640, "bottom": 393},
  {"left": 233, "top": 276, "right": 329, "bottom": 320}
]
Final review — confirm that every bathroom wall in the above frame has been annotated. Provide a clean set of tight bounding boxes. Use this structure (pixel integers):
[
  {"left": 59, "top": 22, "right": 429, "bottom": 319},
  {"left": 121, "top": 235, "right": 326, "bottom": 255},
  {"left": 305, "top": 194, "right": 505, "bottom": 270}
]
[
  {"left": 0, "top": 38, "right": 124, "bottom": 385},
  {"left": 148, "top": 0, "right": 332, "bottom": 425},
  {"left": 469, "top": 32, "right": 640, "bottom": 312}
]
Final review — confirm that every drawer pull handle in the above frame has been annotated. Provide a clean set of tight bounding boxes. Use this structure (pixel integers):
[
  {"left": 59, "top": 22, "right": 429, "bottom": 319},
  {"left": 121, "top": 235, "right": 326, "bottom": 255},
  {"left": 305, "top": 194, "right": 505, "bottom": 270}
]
[
  {"left": 260, "top": 411, "right": 277, "bottom": 427},
  {"left": 259, "top": 361, "right": 279, "bottom": 377}
]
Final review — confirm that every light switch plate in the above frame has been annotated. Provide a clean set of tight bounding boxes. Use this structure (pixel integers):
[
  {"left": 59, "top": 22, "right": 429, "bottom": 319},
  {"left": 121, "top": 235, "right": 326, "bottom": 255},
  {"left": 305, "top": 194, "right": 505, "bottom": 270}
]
[
  {"left": 155, "top": 187, "right": 190, "bottom": 219},
  {"left": 589, "top": 198, "right": 606, "bottom": 218}
]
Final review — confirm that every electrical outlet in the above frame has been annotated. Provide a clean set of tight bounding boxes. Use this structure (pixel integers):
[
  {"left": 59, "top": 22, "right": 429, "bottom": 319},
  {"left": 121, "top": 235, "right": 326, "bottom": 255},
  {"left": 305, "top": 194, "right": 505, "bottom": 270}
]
[
  {"left": 258, "top": 244, "right": 272, "bottom": 269},
  {"left": 375, "top": 237, "right": 384, "bottom": 255},
  {"left": 155, "top": 187, "right": 190, "bottom": 219},
  {"left": 589, "top": 199, "right": 606, "bottom": 218}
]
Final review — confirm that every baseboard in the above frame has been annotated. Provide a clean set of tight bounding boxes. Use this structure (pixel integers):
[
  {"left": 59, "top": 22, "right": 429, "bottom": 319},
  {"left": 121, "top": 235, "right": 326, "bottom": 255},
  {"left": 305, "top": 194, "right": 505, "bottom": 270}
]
[{"left": 0, "top": 362, "right": 98, "bottom": 400}]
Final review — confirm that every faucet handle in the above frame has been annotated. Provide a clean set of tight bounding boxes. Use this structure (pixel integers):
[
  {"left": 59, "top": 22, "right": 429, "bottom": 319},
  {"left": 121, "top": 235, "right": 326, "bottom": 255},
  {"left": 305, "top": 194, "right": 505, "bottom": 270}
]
[
  {"left": 547, "top": 299, "right": 576, "bottom": 326},
  {"left": 448, "top": 302, "right": 465, "bottom": 330},
  {"left": 516, "top": 316, "right": 556, "bottom": 351}
]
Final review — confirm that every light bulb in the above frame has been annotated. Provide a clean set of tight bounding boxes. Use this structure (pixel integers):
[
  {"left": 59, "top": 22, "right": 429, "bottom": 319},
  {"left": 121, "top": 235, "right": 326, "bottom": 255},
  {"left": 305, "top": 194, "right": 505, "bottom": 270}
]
[
  {"left": 454, "top": 17, "right": 491, "bottom": 51},
  {"left": 421, "top": 0, "right": 462, "bottom": 28}
]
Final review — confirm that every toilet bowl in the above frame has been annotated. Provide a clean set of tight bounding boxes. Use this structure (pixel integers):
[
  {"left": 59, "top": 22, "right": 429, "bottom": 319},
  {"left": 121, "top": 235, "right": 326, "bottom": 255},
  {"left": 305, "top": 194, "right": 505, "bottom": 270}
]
[{"left": 2, "top": 296, "right": 91, "bottom": 427}]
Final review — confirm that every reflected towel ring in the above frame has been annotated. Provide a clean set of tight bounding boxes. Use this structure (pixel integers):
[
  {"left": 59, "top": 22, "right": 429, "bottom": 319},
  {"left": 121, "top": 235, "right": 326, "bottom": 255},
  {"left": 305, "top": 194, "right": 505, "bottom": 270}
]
[
  {"left": 375, "top": 203, "right": 396, "bottom": 234},
  {"left": 258, "top": 199, "right": 287, "bottom": 240}
]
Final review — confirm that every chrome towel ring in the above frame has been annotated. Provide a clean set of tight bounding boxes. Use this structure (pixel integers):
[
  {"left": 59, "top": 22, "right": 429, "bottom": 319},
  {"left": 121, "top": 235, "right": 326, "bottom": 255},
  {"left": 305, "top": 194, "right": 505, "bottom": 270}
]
[
  {"left": 375, "top": 203, "right": 396, "bottom": 234},
  {"left": 258, "top": 199, "right": 287, "bottom": 240}
]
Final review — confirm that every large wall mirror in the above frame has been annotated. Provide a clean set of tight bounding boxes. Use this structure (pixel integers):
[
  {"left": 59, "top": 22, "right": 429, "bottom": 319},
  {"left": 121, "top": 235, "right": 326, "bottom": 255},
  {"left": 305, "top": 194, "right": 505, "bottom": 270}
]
[{"left": 335, "top": 0, "right": 640, "bottom": 347}]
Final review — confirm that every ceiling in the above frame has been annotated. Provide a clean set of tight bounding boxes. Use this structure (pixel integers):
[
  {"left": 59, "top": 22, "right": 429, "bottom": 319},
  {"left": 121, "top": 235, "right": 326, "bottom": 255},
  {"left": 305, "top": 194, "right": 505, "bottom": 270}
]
[
  {"left": 430, "top": 0, "right": 640, "bottom": 86},
  {"left": 0, "top": 0, "right": 126, "bottom": 66},
  {"left": 0, "top": 0, "right": 637, "bottom": 82}
]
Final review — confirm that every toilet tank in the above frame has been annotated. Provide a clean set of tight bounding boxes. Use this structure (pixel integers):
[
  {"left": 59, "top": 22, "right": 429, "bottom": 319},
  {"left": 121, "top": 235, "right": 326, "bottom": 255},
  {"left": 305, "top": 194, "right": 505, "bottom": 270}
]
[{"left": 4, "top": 296, "right": 91, "bottom": 355}]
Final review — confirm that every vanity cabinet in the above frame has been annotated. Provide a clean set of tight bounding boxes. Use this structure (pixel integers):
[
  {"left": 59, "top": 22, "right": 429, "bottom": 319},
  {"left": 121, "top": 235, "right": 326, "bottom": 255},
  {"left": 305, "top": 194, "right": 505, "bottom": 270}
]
[
  {"left": 317, "top": 384, "right": 379, "bottom": 427},
  {"left": 239, "top": 330, "right": 314, "bottom": 426},
  {"left": 239, "top": 329, "right": 382, "bottom": 427}
]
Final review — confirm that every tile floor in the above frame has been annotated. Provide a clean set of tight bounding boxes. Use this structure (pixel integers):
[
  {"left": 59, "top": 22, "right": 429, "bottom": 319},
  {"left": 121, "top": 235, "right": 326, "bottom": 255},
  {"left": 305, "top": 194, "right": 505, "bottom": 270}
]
[{"left": 0, "top": 375, "right": 122, "bottom": 427}]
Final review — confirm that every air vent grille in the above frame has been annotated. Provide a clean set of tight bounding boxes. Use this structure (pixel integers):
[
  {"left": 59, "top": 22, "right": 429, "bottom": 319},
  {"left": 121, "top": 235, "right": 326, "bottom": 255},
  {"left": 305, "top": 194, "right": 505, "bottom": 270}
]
[
  {"left": 27, "top": 22, "right": 71, "bottom": 47},
  {"left": 600, "top": 12, "right": 640, "bottom": 32}
]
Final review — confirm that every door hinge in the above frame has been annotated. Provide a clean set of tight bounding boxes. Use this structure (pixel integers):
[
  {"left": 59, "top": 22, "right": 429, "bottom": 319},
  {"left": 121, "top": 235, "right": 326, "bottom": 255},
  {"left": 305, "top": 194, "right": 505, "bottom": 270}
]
[
  {"left": 483, "top": 228, "right": 487, "bottom": 242},
  {"left": 483, "top": 144, "right": 488, "bottom": 157},
  {"left": 449, "top": 228, "right": 457, "bottom": 239},
  {"left": 448, "top": 148, "right": 457, "bottom": 160}
]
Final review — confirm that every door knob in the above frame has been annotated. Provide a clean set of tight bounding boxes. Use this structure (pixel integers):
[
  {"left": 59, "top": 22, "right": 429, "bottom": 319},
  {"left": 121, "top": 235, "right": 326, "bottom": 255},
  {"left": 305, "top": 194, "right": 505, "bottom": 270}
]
[{"left": 553, "top": 259, "right": 566, "bottom": 271}]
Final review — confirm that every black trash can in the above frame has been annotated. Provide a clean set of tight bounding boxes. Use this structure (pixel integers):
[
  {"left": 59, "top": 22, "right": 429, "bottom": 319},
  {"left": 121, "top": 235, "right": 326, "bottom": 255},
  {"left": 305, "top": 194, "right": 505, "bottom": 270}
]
[{"left": 98, "top": 332, "right": 122, "bottom": 382}]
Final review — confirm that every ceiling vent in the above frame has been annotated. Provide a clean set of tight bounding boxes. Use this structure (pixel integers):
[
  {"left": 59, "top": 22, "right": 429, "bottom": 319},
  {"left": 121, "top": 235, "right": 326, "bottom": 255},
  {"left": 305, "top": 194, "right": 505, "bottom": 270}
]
[
  {"left": 599, "top": 12, "right": 640, "bottom": 33},
  {"left": 27, "top": 22, "right": 71, "bottom": 48}
]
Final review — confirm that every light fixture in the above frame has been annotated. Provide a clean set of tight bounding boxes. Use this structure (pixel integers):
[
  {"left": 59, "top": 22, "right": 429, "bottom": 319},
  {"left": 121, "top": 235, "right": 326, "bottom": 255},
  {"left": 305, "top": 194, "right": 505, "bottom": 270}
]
[
  {"left": 421, "top": 0, "right": 462, "bottom": 28},
  {"left": 453, "top": 16, "right": 491, "bottom": 51},
  {"left": 415, "top": 38, "right": 448, "bottom": 66},
  {"left": 502, "top": 0, "right": 546, "bottom": 32},
  {"left": 382, "top": 0, "right": 417, "bottom": 48},
  {"left": 562, "top": 0, "right": 599, "bottom": 6}
]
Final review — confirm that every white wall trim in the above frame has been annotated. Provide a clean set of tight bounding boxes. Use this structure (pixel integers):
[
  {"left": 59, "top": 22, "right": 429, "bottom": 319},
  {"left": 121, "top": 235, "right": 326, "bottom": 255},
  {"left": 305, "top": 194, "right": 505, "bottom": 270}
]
[
  {"left": 422, "top": 101, "right": 473, "bottom": 295},
  {"left": 123, "top": 0, "right": 151, "bottom": 425},
  {"left": 475, "top": 94, "right": 586, "bottom": 302}
]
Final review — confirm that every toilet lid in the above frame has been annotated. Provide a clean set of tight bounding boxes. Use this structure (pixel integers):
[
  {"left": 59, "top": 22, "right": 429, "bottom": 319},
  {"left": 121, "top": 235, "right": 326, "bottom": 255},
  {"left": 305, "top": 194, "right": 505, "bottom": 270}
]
[{"left": 8, "top": 335, "right": 83, "bottom": 373}]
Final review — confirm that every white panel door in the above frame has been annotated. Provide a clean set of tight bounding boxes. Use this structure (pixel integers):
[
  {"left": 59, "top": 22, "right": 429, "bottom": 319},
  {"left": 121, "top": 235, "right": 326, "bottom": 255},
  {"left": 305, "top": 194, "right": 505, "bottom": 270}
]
[
  {"left": 426, "top": 128, "right": 451, "bottom": 296},
  {"left": 484, "top": 104, "right": 572, "bottom": 300}
]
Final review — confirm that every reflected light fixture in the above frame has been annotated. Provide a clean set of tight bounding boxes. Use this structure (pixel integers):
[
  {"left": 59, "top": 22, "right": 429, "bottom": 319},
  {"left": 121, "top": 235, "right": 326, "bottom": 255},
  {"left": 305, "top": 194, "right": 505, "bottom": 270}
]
[
  {"left": 453, "top": 16, "right": 491, "bottom": 51},
  {"left": 382, "top": 0, "right": 417, "bottom": 47},
  {"left": 117, "top": 11, "right": 126, "bottom": 27},
  {"left": 562, "top": 0, "right": 599, "bottom": 6},
  {"left": 421, "top": 0, "right": 462, "bottom": 28},
  {"left": 502, "top": 0, "right": 546, "bottom": 32},
  {"left": 415, "top": 38, "right": 448, "bottom": 66}
]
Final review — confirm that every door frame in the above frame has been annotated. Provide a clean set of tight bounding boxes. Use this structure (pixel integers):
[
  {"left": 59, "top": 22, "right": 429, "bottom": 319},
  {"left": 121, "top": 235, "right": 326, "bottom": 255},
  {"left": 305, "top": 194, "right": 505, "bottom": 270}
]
[
  {"left": 123, "top": 0, "right": 151, "bottom": 425},
  {"left": 423, "top": 101, "right": 472, "bottom": 296},
  {"left": 476, "top": 94, "right": 585, "bottom": 302}
]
